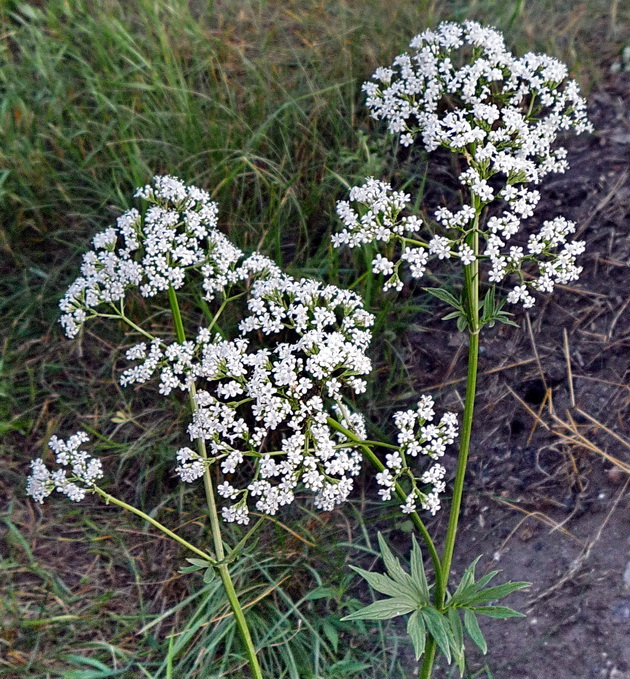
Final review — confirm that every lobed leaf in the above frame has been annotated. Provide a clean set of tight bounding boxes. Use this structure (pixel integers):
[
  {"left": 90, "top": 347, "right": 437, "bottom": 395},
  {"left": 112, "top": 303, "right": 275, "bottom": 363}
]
[
  {"left": 376, "top": 533, "right": 424, "bottom": 602},
  {"left": 463, "top": 609, "right": 487, "bottom": 655},
  {"left": 341, "top": 597, "right": 417, "bottom": 621}
]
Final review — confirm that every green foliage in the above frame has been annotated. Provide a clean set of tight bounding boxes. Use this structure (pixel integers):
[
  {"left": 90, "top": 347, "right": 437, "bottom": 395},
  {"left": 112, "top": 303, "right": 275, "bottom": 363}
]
[
  {"left": 344, "top": 537, "right": 529, "bottom": 673},
  {"left": 445, "top": 557, "right": 530, "bottom": 672},
  {"left": 343, "top": 534, "right": 450, "bottom": 663},
  {"left": 426, "top": 285, "right": 518, "bottom": 331},
  {"left": 178, "top": 558, "right": 216, "bottom": 584},
  {"left": 479, "top": 287, "right": 518, "bottom": 329}
]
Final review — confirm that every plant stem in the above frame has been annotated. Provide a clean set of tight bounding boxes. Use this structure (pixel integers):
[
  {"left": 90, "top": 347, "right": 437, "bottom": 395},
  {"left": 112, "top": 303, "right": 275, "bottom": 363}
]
[
  {"left": 167, "top": 287, "right": 263, "bottom": 679},
  {"left": 92, "top": 486, "right": 217, "bottom": 565},
  {"left": 419, "top": 213, "right": 481, "bottom": 679},
  {"left": 101, "top": 309, "right": 156, "bottom": 342},
  {"left": 326, "top": 416, "right": 443, "bottom": 594}
]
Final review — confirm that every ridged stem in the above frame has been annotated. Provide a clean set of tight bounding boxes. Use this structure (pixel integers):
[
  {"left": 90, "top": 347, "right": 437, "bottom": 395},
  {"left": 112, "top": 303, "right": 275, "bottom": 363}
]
[
  {"left": 167, "top": 287, "right": 263, "bottom": 679},
  {"left": 419, "top": 213, "right": 480, "bottom": 679}
]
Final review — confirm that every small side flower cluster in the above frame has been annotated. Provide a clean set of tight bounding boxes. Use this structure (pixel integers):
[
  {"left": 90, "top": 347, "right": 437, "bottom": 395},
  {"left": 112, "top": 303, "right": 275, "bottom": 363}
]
[
  {"left": 59, "top": 175, "right": 255, "bottom": 338},
  {"left": 376, "top": 396, "right": 458, "bottom": 515},
  {"left": 334, "top": 21, "right": 592, "bottom": 307},
  {"left": 335, "top": 177, "right": 443, "bottom": 292},
  {"left": 26, "top": 432, "right": 103, "bottom": 503}
]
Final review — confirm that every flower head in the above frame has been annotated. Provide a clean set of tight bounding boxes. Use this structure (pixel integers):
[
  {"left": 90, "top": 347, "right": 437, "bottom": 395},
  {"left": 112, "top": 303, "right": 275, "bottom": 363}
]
[
  {"left": 334, "top": 22, "right": 591, "bottom": 308},
  {"left": 26, "top": 432, "right": 103, "bottom": 504}
]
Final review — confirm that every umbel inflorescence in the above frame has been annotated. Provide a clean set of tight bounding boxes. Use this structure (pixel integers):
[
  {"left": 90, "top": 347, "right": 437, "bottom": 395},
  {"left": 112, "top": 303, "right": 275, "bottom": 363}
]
[
  {"left": 333, "top": 21, "right": 592, "bottom": 306},
  {"left": 29, "top": 176, "right": 458, "bottom": 523}
]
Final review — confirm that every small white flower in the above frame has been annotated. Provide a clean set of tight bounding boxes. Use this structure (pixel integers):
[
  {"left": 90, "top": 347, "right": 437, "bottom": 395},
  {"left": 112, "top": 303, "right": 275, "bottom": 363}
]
[
  {"left": 26, "top": 432, "right": 103, "bottom": 504},
  {"left": 458, "top": 244, "right": 476, "bottom": 266}
]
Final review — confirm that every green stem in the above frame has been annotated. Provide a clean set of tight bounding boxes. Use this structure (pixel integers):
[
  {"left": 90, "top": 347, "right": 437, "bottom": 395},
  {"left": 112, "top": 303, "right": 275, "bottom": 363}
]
[
  {"left": 419, "top": 212, "right": 481, "bottom": 679},
  {"left": 101, "top": 309, "right": 156, "bottom": 342},
  {"left": 327, "top": 416, "right": 443, "bottom": 594},
  {"left": 167, "top": 287, "right": 263, "bottom": 679},
  {"left": 93, "top": 486, "right": 217, "bottom": 565}
]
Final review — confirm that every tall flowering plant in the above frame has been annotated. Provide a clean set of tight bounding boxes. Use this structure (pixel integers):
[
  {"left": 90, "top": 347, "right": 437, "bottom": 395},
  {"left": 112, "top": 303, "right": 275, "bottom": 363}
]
[
  {"left": 333, "top": 21, "right": 591, "bottom": 677},
  {"left": 25, "top": 20, "right": 593, "bottom": 679},
  {"left": 28, "top": 176, "right": 376, "bottom": 678}
]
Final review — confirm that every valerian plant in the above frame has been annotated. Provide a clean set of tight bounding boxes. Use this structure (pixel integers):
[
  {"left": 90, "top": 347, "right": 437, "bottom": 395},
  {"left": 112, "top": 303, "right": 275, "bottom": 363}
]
[
  {"left": 28, "top": 175, "right": 377, "bottom": 678},
  {"left": 26, "top": 19, "right": 593, "bottom": 679},
  {"left": 333, "top": 20, "right": 591, "bottom": 679}
]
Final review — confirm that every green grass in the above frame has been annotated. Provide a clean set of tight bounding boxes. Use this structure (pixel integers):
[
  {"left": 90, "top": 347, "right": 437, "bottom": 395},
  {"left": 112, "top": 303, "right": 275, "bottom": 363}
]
[{"left": 2, "top": 0, "right": 629, "bottom": 677}]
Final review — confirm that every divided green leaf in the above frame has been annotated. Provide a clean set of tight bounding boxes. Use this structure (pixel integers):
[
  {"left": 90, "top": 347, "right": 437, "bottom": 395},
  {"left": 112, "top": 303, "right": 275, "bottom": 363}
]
[
  {"left": 179, "top": 557, "right": 215, "bottom": 575},
  {"left": 377, "top": 533, "right": 427, "bottom": 602},
  {"left": 342, "top": 597, "right": 417, "bottom": 621},
  {"left": 463, "top": 608, "right": 487, "bottom": 655}
]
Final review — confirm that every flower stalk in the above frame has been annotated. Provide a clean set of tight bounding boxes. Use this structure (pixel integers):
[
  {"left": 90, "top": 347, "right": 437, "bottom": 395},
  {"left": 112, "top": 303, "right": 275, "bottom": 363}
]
[
  {"left": 167, "top": 286, "right": 263, "bottom": 679},
  {"left": 93, "top": 486, "right": 218, "bottom": 565},
  {"left": 419, "top": 218, "right": 480, "bottom": 679}
]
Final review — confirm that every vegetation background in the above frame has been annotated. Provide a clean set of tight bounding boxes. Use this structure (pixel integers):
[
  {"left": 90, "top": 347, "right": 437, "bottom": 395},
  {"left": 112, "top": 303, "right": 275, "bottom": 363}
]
[{"left": 1, "top": 1, "right": 629, "bottom": 678}]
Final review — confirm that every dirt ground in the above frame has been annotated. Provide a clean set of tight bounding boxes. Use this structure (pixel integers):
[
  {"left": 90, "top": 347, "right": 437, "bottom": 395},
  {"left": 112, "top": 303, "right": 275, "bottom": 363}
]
[{"left": 407, "top": 75, "right": 630, "bottom": 679}]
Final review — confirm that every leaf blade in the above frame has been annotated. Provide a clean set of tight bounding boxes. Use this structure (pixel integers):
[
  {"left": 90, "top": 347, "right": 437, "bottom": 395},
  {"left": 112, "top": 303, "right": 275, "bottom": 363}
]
[
  {"left": 421, "top": 607, "right": 453, "bottom": 664},
  {"left": 341, "top": 597, "right": 417, "bottom": 622},
  {"left": 407, "top": 610, "right": 427, "bottom": 660},
  {"left": 464, "top": 609, "right": 487, "bottom": 655}
]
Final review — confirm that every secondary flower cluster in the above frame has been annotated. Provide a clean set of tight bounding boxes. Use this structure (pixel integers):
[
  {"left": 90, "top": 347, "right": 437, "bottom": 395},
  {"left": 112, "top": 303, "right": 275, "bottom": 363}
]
[
  {"left": 376, "top": 395, "right": 458, "bottom": 515},
  {"left": 59, "top": 175, "right": 251, "bottom": 338},
  {"left": 334, "top": 21, "right": 592, "bottom": 307},
  {"left": 49, "top": 176, "right": 378, "bottom": 524},
  {"left": 26, "top": 432, "right": 103, "bottom": 503},
  {"left": 120, "top": 272, "right": 375, "bottom": 523}
]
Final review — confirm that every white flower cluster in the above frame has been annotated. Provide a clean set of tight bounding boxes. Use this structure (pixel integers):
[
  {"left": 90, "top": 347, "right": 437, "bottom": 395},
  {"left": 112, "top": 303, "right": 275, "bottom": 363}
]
[
  {"left": 168, "top": 274, "right": 374, "bottom": 523},
  {"left": 59, "top": 175, "right": 255, "bottom": 338},
  {"left": 26, "top": 432, "right": 103, "bottom": 504},
  {"left": 52, "top": 175, "right": 378, "bottom": 524},
  {"left": 363, "top": 21, "right": 591, "bottom": 167},
  {"left": 334, "top": 21, "right": 592, "bottom": 307},
  {"left": 376, "top": 395, "right": 458, "bottom": 515}
]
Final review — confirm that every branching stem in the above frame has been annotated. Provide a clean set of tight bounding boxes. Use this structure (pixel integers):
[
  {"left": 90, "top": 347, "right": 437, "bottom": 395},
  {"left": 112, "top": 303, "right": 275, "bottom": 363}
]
[
  {"left": 167, "top": 287, "right": 263, "bottom": 679},
  {"left": 419, "top": 207, "right": 481, "bottom": 679}
]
